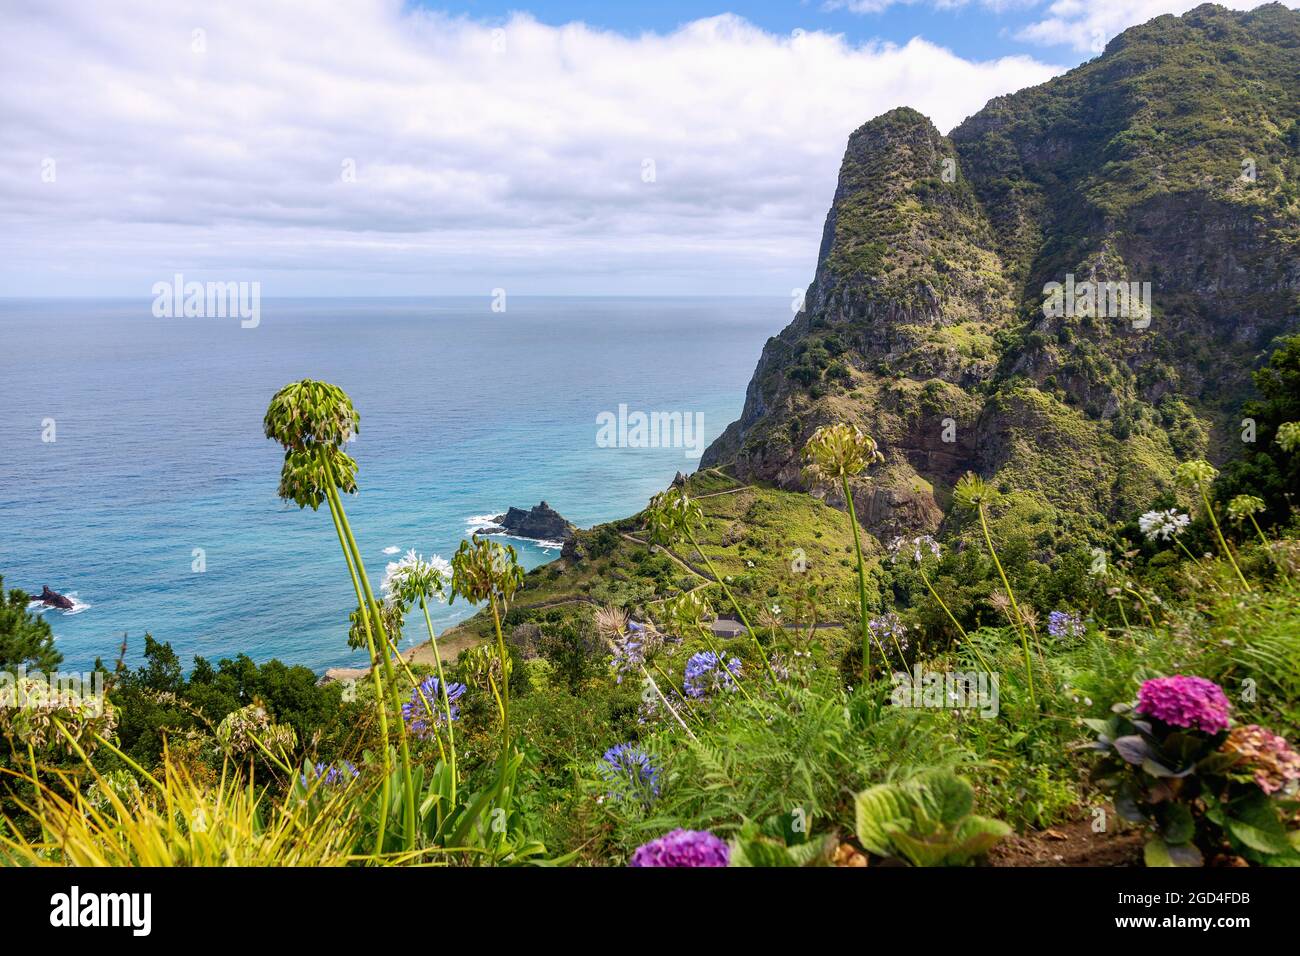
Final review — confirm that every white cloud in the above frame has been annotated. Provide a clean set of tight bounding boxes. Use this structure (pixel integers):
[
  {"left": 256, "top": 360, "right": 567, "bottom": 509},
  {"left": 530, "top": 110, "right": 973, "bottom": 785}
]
[
  {"left": 1017, "top": 0, "right": 1300, "bottom": 54},
  {"left": 0, "top": 0, "right": 1062, "bottom": 295}
]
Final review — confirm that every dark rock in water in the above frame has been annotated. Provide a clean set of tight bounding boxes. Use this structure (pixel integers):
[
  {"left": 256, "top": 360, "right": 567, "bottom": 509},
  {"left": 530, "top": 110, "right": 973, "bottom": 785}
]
[
  {"left": 475, "top": 501, "right": 575, "bottom": 542},
  {"left": 37, "top": 586, "right": 74, "bottom": 610}
]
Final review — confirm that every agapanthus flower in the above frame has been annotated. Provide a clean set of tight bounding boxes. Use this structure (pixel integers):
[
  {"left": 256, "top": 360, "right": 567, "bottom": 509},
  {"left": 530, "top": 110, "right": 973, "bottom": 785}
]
[
  {"left": 402, "top": 676, "right": 466, "bottom": 739},
  {"left": 1222, "top": 724, "right": 1300, "bottom": 795},
  {"left": 867, "top": 612, "right": 909, "bottom": 652},
  {"left": 683, "top": 651, "right": 741, "bottom": 698},
  {"left": 1135, "top": 675, "right": 1231, "bottom": 734},
  {"left": 888, "top": 534, "right": 941, "bottom": 566},
  {"left": 1047, "top": 610, "right": 1084, "bottom": 640},
  {"left": 301, "top": 760, "right": 359, "bottom": 789},
  {"left": 629, "top": 828, "right": 730, "bottom": 867},
  {"left": 601, "top": 742, "right": 661, "bottom": 802},
  {"left": 1226, "top": 494, "right": 1266, "bottom": 524},
  {"left": 608, "top": 620, "right": 664, "bottom": 684},
  {"left": 382, "top": 549, "right": 451, "bottom": 607},
  {"left": 1138, "top": 509, "right": 1190, "bottom": 542}
]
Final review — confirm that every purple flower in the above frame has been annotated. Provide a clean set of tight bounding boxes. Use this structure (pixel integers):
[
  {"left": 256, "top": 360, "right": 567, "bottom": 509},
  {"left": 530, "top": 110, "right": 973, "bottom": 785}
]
[
  {"left": 868, "top": 612, "right": 909, "bottom": 652},
  {"left": 629, "top": 828, "right": 730, "bottom": 867},
  {"left": 1048, "top": 610, "right": 1083, "bottom": 639},
  {"left": 402, "top": 676, "right": 466, "bottom": 739},
  {"left": 1135, "top": 675, "right": 1231, "bottom": 734},
  {"left": 683, "top": 651, "right": 741, "bottom": 698},
  {"left": 601, "top": 742, "right": 661, "bottom": 802},
  {"left": 301, "top": 760, "right": 359, "bottom": 789}
]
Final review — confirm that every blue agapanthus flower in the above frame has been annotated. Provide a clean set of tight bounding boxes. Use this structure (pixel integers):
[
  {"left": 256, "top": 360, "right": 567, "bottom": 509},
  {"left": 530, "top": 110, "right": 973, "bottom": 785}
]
[
  {"left": 1047, "top": 610, "right": 1084, "bottom": 640},
  {"left": 301, "top": 760, "right": 359, "bottom": 789},
  {"left": 683, "top": 651, "right": 741, "bottom": 698},
  {"left": 601, "top": 742, "right": 661, "bottom": 803},
  {"left": 402, "top": 676, "right": 467, "bottom": 739}
]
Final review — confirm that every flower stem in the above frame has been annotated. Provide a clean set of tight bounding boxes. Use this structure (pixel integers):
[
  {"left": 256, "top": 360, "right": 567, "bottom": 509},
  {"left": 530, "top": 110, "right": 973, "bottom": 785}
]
[
  {"left": 684, "top": 526, "right": 780, "bottom": 687},
  {"left": 322, "top": 474, "right": 391, "bottom": 856},
  {"left": 920, "top": 566, "right": 992, "bottom": 673},
  {"left": 323, "top": 469, "right": 417, "bottom": 852},
  {"left": 420, "top": 595, "right": 458, "bottom": 806},
  {"left": 840, "top": 475, "right": 874, "bottom": 687},
  {"left": 977, "top": 504, "right": 1035, "bottom": 706},
  {"left": 1200, "top": 488, "right": 1251, "bottom": 592}
]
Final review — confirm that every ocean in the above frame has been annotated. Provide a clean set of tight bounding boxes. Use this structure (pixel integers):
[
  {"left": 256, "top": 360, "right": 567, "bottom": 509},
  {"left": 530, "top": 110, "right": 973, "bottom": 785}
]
[{"left": 0, "top": 297, "right": 782, "bottom": 673}]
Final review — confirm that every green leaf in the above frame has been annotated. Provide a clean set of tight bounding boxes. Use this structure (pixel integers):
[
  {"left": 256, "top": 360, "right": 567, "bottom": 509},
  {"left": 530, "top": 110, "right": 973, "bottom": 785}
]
[
  {"left": 854, "top": 783, "right": 916, "bottom": 857},
  {"left": 1160, "top": 803, "right": 1196, "bottom": 845},
  {"left": 1144, "top": 838, "right": 1203, "bottom": 867},
  {"left": 1225, "top": 791, "right": 1292, "bottom": 855},
  {"left": 948, "top": 815, "right": 1012, "bottom": 864},
  {"left": 917, "top": 771, "right": 974, "bottom": 825}
]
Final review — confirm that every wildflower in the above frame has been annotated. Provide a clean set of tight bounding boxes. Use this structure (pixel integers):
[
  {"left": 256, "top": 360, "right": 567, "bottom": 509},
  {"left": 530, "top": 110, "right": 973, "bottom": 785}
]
[
  {"left": 867, "top": 612, "right": 909, "bottom": 652},
  {"left": 609, "top": 630, "right": 647, "bottom": 684},
  {"left": 1047, "top": 610, "right": 1084, "bottom": 640},
  {"left": 887, "top": 534, "right": 941, "bottom": 566},
  {"left": 644, "top": 487, "right": 704, "bottom": 546},
  {"left": 801, "top": 423, "right": 883, "bottom": 485},
  {"left": 0, "top": 676, "right": 117, "bottom": 756},
  {"left": 450, "top": 535, "right": 524, "bottom": 605},
  {"left": 402, "top": 676, "right": 466, "bottom": 740},
  {"left": 683, "top": 651, "right": 741, "bottom": 698},
  {"left": 1134, "top": 675, "right": 1231, "bottom": 735},
  {"left": 1138, "top": 509, "right": 1190, "bottom": 542},
  {"left": 1225, "top": 495, "right": 1266, "bottom": 524},
  {"left": 952, "top": 472, "right": 1003, "bottom": 510},
  {"left": 348, "top": 599, "right": 405, "bottom": 651},
  {"left": 381, "top": 549, "right": 451, "bottom": 607},
  {"left": 1174, "top": 459, "right": 1218, "bottom": 489},
  {"left": 601, "top": 742, "right": 661, "bottom": 801},
  {"left": 629, "top": 828, "right": 729, "bottom": 867},
  {"left": 301, "top": 761, "right": 360, "bottom": 789},
  {"left": 1221, "top": 725, "right": 1300, "bottom": 795}
]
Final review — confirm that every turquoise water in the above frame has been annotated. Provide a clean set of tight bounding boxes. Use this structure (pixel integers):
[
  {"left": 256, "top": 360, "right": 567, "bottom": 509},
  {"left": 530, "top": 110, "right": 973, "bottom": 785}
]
[{"left": 0, "top": 297, "right": 781, "bottom": 672}]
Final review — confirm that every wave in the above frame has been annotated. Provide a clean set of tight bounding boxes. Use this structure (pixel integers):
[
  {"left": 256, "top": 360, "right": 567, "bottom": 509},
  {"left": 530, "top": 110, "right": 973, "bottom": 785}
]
[
  {"left": 381, "top": 545, "right": 401, "bottom": 555},
  {"left": 464, "top": 512, "right": 503, "bottom": 532}
]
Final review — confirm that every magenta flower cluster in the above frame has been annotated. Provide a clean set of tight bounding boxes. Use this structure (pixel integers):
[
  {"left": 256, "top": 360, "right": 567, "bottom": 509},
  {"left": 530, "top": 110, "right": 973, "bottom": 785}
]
[
  {"left": 629, "top": 828, "right": 729, "bottom": 867},
  {"left": 1135, "top": 675, "right": 1231, "bottom": 734}
]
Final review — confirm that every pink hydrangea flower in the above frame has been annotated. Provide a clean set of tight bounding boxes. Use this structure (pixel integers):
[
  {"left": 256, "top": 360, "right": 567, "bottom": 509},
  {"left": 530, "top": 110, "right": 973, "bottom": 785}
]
[
  {"left": 1135, "top": 675, "right": 1230, "bottom": 734},
  {"left": 629, "top": 828, "right": 729, "bottom": 867}
]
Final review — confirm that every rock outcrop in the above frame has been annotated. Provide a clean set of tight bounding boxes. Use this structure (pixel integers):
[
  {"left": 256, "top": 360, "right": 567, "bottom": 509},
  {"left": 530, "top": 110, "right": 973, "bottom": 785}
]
[
  {"left": 477, "top": 501, "right": 575, "bottom": 541},
  {"left": 36, "top": 586, "right": 74, "bottom": 610}
]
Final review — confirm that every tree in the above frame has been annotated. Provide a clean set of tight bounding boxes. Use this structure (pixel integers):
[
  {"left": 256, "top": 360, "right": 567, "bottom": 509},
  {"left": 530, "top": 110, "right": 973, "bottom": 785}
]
[
  {"left": 0, "top": 575, "right": 62, "bottom": 673},
  {"left": 1217, "top": 334, "right": 1300, "bottom": 528}
]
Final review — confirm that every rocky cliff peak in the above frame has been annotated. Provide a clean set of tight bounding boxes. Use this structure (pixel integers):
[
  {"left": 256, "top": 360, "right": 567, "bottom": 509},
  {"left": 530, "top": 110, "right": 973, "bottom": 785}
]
[{"left": 703, "top": 4, "right": 1300, "bottom": 545}]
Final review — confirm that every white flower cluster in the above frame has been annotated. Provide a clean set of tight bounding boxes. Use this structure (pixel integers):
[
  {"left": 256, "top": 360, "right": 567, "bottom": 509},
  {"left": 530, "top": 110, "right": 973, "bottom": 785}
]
[{"left": 1138, "top": 509, "right": 1190, "bottom": 542}]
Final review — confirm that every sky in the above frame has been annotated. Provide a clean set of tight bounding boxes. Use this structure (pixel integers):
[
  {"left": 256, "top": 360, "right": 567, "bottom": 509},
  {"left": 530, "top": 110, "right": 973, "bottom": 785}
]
[{"left": 1, "top": 0, "right": 1294, "bottom": 297}]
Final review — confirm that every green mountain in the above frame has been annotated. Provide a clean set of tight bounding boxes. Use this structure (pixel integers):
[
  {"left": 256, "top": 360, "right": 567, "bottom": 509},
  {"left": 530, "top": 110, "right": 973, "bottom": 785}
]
[{"left": 702, "top": 2, "right": 1300, "bottom": 542}]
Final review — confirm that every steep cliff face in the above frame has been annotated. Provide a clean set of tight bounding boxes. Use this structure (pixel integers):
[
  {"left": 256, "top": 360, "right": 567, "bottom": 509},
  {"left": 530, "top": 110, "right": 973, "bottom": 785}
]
[{"left": 703, "top": 3, "right": 1300, "bottom": 541}]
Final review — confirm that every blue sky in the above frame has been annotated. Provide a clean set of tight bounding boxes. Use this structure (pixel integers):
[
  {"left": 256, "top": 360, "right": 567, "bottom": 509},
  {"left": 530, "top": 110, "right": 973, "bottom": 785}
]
[
  {"left": 2, "top": 1, "right": 1292, "bottom": 296},
  {"left": 413, "top": 0, "right": 1050, "bottom": 62}
]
